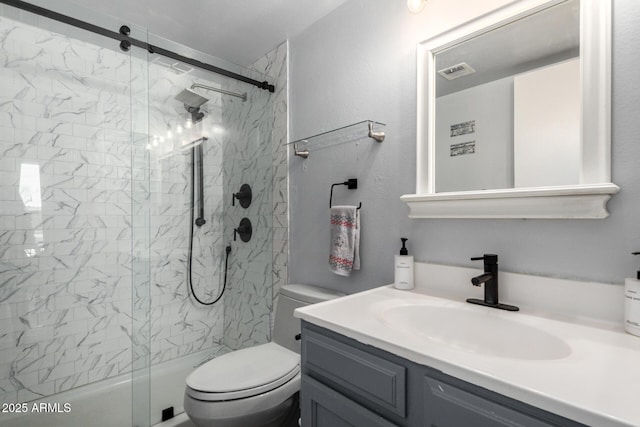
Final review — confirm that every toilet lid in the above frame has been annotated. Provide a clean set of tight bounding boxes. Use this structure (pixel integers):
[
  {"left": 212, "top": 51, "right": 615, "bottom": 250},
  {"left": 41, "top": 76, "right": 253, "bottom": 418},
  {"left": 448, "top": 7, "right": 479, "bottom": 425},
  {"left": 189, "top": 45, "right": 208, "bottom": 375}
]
[{"left": 186, "top": 343, "right": 300, "bottom": 400}]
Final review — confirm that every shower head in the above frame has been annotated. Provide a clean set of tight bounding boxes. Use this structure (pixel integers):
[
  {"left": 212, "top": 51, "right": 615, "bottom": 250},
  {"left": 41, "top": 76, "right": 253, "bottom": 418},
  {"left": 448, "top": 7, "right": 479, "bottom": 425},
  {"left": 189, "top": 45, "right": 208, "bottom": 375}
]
[
  {"left": 175, "top": 88, "right": 208, "bottom": 123},
  {"left": 175, "top": 88, "right": 209, "bottom": 109}
]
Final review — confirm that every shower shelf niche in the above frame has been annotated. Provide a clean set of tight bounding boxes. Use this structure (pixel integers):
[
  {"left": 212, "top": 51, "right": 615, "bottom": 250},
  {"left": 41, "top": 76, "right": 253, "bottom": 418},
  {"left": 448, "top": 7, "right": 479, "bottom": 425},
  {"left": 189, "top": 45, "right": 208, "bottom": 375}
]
[{"left": 288, "top": 120, "right": 386, "bottom": 158}]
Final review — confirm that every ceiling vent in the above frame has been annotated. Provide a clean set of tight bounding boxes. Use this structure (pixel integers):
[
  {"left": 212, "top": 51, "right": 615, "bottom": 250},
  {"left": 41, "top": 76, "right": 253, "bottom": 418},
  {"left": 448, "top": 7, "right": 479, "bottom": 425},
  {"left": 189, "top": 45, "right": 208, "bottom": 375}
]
[{"left": 438, "top": 62, "right": 475, "bottom": 80}]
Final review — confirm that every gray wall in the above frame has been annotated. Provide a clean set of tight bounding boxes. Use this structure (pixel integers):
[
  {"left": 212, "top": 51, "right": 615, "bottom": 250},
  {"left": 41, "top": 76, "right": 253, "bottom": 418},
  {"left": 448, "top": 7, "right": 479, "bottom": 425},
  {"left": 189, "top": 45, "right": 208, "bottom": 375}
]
[{"left": 289, "top": 0, "right": 640, "bottom": 294}]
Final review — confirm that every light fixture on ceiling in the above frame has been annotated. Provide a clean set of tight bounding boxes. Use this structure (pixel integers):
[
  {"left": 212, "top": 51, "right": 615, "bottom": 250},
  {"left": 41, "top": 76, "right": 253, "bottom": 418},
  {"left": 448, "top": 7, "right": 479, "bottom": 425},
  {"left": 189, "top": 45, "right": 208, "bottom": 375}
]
[{"left": 407, "top": 0, "right": 427, "bottom": 14}]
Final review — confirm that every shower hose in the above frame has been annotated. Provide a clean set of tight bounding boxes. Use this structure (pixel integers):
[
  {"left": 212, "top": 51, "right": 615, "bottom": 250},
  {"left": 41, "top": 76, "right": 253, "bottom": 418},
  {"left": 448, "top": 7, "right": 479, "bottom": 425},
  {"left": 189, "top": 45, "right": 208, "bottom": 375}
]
[{"left": 188, "top": 146, "right": 230, "bottom": 305}]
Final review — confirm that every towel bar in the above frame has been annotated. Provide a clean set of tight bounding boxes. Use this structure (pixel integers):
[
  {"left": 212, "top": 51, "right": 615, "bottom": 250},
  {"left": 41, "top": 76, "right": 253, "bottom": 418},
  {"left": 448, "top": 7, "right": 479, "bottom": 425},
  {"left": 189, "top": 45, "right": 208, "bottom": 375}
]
[{"left": 330, "top": 179, "right": 362, "bottom": 210}]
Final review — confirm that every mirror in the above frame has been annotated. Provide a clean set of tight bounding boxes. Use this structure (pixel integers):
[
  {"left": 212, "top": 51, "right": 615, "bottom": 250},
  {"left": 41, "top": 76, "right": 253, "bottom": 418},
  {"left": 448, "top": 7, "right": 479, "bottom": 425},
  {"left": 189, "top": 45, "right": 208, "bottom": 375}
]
[
  {"left": 435, "top": 0, "right": 579, "bottom": 192},
  {"left": 402, "top": 0, "right": 619, "bottom": 219}
]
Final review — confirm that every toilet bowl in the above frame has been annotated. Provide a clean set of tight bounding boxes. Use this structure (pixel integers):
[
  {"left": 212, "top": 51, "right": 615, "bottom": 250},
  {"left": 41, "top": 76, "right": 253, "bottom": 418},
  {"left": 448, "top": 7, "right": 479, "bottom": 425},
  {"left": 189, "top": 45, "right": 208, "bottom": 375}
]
[
  {"left": 184, "top": 343, "right": 300, "bottom": 427},
  {"left": 184, "top": 284, "right": 345, "bottom": 427}
]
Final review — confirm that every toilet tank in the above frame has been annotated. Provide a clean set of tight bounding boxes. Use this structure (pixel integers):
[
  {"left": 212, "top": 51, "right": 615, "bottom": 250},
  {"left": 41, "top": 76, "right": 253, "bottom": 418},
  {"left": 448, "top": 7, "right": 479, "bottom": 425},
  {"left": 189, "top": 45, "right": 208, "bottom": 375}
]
[{"left": 273, "top": 284, "right": 345, "bottom": 353}]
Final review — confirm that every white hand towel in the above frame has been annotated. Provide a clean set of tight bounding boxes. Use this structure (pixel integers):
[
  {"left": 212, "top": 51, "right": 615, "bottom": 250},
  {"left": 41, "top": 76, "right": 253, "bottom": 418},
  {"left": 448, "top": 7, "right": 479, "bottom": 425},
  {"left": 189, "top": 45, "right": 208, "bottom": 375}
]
[{"left": 329, "top": 205, "right": 360, "bottom": 276}]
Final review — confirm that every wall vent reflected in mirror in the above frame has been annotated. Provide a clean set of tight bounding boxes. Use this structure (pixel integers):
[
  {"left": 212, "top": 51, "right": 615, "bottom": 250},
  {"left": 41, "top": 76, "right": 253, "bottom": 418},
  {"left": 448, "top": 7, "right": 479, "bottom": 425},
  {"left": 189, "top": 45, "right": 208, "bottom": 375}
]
[{"left": 437, "top": 62, "right": 476, "bottom": 81}]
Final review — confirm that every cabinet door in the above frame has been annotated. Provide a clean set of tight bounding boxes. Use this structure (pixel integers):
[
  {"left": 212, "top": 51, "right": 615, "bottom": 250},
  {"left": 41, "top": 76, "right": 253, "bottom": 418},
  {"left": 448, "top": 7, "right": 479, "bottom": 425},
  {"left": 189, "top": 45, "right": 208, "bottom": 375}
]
[
  {"left": 301, "top": 377, "right": 399, "bottom": 427},
  {"left": 423, "top": 375, "right": 581, "bottom": 427},
  {"left": 303, "top": 328, "right": 406, "bottom": 417}
]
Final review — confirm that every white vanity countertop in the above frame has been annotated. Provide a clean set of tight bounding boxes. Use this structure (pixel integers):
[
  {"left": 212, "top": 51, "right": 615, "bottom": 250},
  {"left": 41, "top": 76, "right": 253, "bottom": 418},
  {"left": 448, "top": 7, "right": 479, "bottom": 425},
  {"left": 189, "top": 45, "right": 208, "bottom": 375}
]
[{"left": 295, "top": 285, "right": 640, "bottom": 427}]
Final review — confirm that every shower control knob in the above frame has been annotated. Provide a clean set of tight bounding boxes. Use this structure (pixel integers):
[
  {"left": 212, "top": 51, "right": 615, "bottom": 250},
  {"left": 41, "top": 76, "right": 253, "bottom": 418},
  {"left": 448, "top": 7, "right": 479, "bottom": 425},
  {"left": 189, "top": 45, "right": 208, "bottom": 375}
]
[
  {"left": 233, "top": 218, "right": 252, "bottom": 243},
  {"left": 232, "top": 184, "right": 252, "bottom": 208}
]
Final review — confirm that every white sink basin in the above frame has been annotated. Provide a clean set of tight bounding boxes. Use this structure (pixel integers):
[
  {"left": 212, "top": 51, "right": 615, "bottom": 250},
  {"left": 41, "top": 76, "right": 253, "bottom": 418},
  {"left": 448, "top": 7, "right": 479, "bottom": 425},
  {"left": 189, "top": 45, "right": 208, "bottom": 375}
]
[{"left": 380, "top": 304, "right": 572, "bottom": 360}]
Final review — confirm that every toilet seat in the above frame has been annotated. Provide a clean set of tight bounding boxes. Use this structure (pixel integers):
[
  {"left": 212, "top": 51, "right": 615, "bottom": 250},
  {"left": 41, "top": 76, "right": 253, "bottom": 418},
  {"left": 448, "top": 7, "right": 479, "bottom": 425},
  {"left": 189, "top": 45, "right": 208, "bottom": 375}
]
[{"left": 186, "top": 343, "right": 300, "bottom": 402}]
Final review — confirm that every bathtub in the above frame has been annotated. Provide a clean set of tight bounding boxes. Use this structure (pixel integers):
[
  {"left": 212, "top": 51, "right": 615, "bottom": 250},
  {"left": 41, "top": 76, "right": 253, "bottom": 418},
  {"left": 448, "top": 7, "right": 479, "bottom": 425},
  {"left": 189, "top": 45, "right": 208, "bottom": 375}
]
[{"left": 0, "top": 349, "right": 222, "bottom": 427}]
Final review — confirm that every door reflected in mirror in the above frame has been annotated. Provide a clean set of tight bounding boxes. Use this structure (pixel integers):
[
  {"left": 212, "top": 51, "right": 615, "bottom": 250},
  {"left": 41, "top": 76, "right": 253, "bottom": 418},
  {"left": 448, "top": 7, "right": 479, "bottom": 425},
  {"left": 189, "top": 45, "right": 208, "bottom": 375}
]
[{"left": 434, "top": 0, "right": 580, "bottom": 193}]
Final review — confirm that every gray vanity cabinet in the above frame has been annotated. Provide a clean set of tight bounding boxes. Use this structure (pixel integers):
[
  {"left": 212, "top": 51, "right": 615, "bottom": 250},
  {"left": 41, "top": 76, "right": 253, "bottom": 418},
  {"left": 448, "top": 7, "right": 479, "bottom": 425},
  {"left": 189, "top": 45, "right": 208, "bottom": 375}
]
[{"left": 300, "top": 321, "right": 587, "bottom": 427}]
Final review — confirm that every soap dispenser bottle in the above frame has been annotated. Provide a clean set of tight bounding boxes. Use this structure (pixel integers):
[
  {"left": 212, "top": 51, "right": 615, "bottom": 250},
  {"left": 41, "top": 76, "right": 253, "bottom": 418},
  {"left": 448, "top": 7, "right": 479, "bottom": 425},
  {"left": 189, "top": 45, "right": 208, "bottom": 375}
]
[
  {"left": 625, "top": 252, "right": 640, "bottom": 337},
  {"left": 394, "top": 238, "right": 414, "bottom": 290}
]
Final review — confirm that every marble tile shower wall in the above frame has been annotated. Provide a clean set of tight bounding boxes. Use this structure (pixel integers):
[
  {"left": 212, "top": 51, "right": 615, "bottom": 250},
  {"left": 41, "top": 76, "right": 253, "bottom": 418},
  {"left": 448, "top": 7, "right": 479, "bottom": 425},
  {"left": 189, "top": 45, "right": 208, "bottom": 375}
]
[
  {"left": 0, "top": 15, "right": 226, "bottom": 403},
  {"left": 221, "top": 88, "right": 273, "bottom": 349},
  {"left": 258, "top": 43, "right": 288, "bottom": 319},
  {"left": 222, "top": 42, "right": 288, "bottom": 350}
]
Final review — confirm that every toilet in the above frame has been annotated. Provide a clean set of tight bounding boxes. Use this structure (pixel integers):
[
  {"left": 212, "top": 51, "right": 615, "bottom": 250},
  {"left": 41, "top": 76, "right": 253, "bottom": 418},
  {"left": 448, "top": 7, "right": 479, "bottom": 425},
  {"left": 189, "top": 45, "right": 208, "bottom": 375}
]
[{"left": 184, "top": 284, "right": 345, "bottom": 427}]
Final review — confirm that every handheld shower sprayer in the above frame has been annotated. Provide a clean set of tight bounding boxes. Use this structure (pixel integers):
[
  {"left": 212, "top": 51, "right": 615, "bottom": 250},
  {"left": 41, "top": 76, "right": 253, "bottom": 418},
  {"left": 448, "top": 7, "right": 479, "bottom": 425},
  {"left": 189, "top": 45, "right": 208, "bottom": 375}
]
[
  {"left": 187, "top": 106, "right": 206, "bottom": 124},
  {"left": 193, "top": 142, "right": 206, "bottom": 227},
  {"left": 187, "top": 136, "right": 229, "bottom": 306}
]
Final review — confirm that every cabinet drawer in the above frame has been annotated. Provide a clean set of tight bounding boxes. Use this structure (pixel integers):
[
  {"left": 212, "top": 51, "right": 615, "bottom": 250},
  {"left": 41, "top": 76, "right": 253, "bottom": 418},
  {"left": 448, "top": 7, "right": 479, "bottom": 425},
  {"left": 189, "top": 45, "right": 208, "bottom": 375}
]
[
  {"left": 302, "top": 328, "right": 406, "bottom": 417},
  {"left": 301, "top": 376, "right": 399, "bottom": 427},
  {"left": 424, "top": 374, "right": 586, "bottom": 427}
]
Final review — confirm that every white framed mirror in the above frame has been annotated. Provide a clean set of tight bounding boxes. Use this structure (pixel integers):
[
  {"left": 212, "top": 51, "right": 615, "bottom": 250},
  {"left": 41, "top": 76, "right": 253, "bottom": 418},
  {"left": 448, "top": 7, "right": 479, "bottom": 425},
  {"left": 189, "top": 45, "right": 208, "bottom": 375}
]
[{"left": 401, "top": 0, "right": 619, "bottom": 219}]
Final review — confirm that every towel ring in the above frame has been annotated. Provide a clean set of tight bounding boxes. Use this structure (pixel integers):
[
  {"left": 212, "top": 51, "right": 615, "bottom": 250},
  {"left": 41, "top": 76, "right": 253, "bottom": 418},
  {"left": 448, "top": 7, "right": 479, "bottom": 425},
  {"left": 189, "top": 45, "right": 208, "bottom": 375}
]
[{"left": 330, "top": 179, "right": 362, "bottom": 210}]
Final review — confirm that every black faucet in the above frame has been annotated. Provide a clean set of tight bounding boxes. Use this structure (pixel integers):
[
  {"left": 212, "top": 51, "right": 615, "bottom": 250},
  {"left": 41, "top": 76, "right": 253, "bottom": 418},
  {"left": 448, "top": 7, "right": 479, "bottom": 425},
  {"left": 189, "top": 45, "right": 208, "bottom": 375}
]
[{"left": 467, "top": 254, "right": 519, "bottom": 311}]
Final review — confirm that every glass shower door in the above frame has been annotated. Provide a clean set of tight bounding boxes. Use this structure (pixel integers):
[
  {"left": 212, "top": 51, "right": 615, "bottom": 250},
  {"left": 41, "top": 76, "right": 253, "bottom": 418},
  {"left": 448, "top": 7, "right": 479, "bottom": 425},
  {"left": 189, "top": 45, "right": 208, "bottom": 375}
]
[
  {"left": 0, "top": 2, "right": 150, "bottom": 426},
  {"left": 136, "top": 34, "right": 277, "bottom": 425}
]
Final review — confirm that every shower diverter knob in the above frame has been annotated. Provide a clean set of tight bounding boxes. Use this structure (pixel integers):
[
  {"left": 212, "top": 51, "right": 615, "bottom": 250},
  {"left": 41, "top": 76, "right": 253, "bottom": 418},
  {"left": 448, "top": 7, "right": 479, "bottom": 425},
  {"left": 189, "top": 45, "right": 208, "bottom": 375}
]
[{"left": 233, "top": 218, "right": 252, "bottom": 242}]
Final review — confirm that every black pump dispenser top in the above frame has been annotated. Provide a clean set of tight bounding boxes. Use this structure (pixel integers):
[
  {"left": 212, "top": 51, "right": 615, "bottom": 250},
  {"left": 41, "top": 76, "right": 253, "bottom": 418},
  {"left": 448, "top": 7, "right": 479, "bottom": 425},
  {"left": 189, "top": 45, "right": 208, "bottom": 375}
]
[
  {"left": 633, "top": 252, "right": 640, "bottom": 279},
  {"left": 400, "top": 238, "right": 409, "bottom": 255}
]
